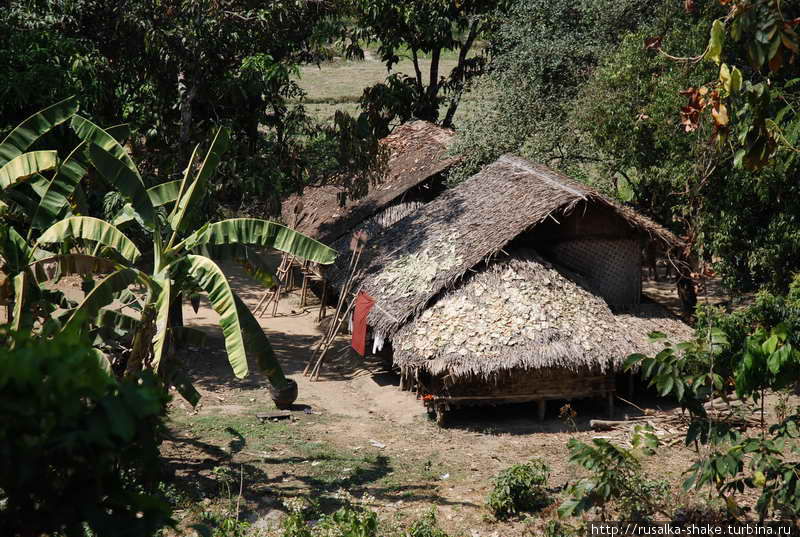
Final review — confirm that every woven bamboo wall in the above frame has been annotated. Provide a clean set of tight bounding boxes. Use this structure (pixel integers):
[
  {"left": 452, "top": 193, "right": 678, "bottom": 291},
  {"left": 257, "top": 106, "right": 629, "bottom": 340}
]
[
  {"left": 431, "top": 368, "right": 614, "bottom": 400},
  {"left": 548, "top": 238, "right": 641, "bottom": 307}
]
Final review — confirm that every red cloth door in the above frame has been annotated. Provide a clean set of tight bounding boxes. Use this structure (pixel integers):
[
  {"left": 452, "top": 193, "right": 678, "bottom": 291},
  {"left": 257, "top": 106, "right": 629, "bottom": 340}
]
[{"left": 351, "top": 292, "right": 375, "bottom": 356}]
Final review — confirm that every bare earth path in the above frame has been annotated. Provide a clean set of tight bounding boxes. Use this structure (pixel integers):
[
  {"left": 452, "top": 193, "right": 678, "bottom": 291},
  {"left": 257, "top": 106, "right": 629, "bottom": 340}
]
[{"left": 162, "top": 258, "right": 734, "bottom": 535}]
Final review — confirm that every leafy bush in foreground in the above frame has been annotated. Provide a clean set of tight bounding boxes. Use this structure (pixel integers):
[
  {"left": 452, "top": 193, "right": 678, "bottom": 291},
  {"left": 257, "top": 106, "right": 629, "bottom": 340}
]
[
  {"left": 487, "top": 459, "right": 551, "bottom": 519},
  {"left": 0, "top": 327, "right": 172, "bottom": 537}
]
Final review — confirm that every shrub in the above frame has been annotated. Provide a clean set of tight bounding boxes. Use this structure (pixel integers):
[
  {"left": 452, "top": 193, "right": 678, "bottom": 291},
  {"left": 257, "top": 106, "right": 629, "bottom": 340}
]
[
  {"left": 559, "top": 428, "right": 670, "bottom": 521},
  {"left": 487, "top": 459, "right": 551, "bottom": 519},
  {"left": 0, "top": 327, "right": 172, "bottom": 537},
  {"left": 281, "top": 499, "right": 379, "bottom": 537},
  {"left": 407, "top": 508, "right": 450, "bottom": 537}
]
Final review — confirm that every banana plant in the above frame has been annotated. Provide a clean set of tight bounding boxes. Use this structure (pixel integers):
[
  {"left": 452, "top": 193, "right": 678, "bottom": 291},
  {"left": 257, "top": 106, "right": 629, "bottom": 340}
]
[{"left": 1, "top": 102, "right": 338, "bottom": 404}]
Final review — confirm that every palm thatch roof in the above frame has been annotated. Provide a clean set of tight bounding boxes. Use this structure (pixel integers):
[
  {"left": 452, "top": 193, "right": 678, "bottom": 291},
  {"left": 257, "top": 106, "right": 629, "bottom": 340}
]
[
  {"left": 392, "top": 252, "right": 693, "bottom": 378},
  {"left": 281, "top": 121, "right": 459, "bottom": 244},
  {"left": 329, "top": 155, "right": 682, "bottom": 335}
]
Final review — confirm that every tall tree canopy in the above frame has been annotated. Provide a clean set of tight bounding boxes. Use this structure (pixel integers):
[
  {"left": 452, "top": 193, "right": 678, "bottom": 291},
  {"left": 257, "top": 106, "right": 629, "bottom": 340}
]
[{"left": 348, "top": 0, "right": 509, "bottom": 135}]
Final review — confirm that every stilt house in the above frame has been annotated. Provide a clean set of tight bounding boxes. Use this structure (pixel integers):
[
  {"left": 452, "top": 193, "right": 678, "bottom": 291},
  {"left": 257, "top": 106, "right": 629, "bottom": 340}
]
[{"left": 328, "top": 155, "right": 693, "bottom": 423}]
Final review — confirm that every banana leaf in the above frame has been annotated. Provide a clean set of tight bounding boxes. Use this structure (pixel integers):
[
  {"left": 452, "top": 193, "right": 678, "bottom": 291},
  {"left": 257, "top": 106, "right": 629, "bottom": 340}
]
[
  {"left": 191, "top": 243, "right": 280, "bottom": 288},
  {"left": 70, "top": 115, "right": 139, "bottom": 178},
  {"left": 62, "top": 268, "right": 143, "bottom": 333},
  {"left": 184, "top": 218, "right": 337, "bottom": 264},
  {"left": 90, "top": 348, "right": 114, "bottom": 375},
  {"left": 37, "top": 216, "right": 141, "bottom": 264},
  {"left": 0, "top": 224, "right": 33, "bottom": 274},
  {"left": 96, "top": 309, "right": 140, "bottom": 338},
  {"left": 170, "top": 255, "right": 256, "bottom": 379},
  {"left": 30, "top": 143, "right": 88, "bottom": 230},
  {"left": 147, "top": 180, "right": 183, "bottom": 207},
  {"left": 104, "top": 123, "right": 131, "bottom": 144},
  {"left": 169, "top": 128, "right": 229, "bottom": 234},
  {"left": 150, "top": 277, "right": 171, "bottom": 372},
  {"left": 167, "top": 145, "right": 199, "bottom": 224},
  {"left": 232, "top": 292, "right": 287, "bottom": 388},
  {"left": 0, "top": 96, "right": 78, "bottom": 167},
  {"left": 10, "top": 271, "right": 32, "bottom": 333},
  {"left": 0, "top": 151, "right": 58, "bottom": 190},
  {"left": 87, "top": 143, "right": 155, "bottom": 229}
]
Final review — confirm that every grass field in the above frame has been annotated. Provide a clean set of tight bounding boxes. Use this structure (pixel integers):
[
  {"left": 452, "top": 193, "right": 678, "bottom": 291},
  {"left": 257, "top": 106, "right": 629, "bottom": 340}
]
[{"left": 294, "top": 51, "right": 473, "bottom": 126}]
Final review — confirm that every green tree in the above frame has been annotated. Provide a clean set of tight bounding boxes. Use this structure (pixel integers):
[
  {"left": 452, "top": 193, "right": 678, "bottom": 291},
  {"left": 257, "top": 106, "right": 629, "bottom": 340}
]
[
  {"left": 348, "top": 0, "right": 509, "bottom": 134},
  {"left": 0, "top": 101, "right": 337, "bottom": 403},
  {"left": 450, "top": 0, "right": 663, "bottom": 182},
  {"left": 1, "top": 1, "right": 383, "bottom": 209},
  {"left": 0, "top": 326, "right": 172, "bottom": 537}
]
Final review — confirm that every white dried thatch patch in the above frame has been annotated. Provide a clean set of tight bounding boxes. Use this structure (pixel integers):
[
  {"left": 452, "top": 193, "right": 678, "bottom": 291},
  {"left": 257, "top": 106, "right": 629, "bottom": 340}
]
[
  {"left": 375, "top": 234, "right": 463, "bottom": 298},
  {"left": 393, "top": 253, "right": 693, "bottom": 379}
]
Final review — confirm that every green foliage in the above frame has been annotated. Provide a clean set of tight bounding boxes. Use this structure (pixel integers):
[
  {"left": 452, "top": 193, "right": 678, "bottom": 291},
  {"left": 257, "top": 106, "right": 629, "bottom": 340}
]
[
  {"left": 559, "top": 426, "right": 665, "bottom": 520},
  {"left": 406, "top": 508, "right": 450, "bottom": 537},
  {"left": 349, "top": 0, "right": 507, "bottom": 132},
  {"left": 281, "top": 501, "right": 379, "bottom": 537},
  {"left": 451, "top": 0, "right": 662, "bottom": 183},
  {"left": 628, "top": 303, "right": 800, "bottom": 520},
  {"left": 0, "top": 326, "right": 172, "bottom": 536},
  {"left": 1, "top": 104, "right": 338, "bottom": 405},
  {"left": 486, "top": 459, "right": 551, "bottom": 519}
]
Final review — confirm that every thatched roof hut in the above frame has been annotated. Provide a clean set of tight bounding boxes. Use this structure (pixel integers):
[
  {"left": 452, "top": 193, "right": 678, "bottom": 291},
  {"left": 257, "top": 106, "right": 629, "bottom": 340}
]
[
  {"left": 281, "top": 121, "right": 459, "bottom": 245},
  {"left": 323, "top": 154, "right": 690, "bottom": 423},
  {"left": 392, "top": 252, "right": 692, "bottom": 379},
  {"left": 329, "top": 155, "right": 683, "bottom": 336}
]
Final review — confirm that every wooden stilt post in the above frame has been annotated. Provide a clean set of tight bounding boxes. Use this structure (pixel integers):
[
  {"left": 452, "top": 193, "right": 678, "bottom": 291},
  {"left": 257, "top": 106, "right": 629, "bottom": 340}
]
[
  {"left": 607, "top": 392, "right": 615, "bottom": 419},
  {"left": 537, "top": 400, "right": 547, "bottom": 421}
]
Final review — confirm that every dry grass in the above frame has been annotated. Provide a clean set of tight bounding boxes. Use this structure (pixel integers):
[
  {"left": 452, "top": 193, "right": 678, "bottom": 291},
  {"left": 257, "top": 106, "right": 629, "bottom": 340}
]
[{"left": 294, "top": 53, "right": 474, "bottom": 124}]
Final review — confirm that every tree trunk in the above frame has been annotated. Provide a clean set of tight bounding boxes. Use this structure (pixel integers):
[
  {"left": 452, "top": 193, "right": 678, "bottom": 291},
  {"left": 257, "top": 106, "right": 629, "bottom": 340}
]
[
  {"left": 411, "top": 48, "right": 423, "bottom": 93},
  {"left": 442, "top": 20, "right": 481, "bottom": 128},
  {"left": 420, "top": 47, "right": 441, "bottom": 122}
]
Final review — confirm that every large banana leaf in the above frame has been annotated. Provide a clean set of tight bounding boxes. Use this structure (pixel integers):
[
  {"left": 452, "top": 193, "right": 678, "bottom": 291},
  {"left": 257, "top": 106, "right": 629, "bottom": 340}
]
[
  {"left": 0, "top": 224, "right": 33, "bottom": 274},
  {"left": 30, "top": 123, "right": 129, "bottom": 231},
  {"left": 167, "top": 145, "right": 199, "bottom": 222},
  {"left": 0, "top": 97, "right": 78, "bottom": 167},
  {"left": 70, "top": 115, "right": 139, "bottom": 178},
  {"left": 104, "top": 123, "right": 131, "bottom": 144},
  {"left": 147, "top": 179, "right": 183, "bottom": 207},
  {"left": 87, "top": 143, "right": 155, "bottom": 229},
  {"left": 190, "top": 243, "right": 279, "bottom": 288},
  {"left": 10, "top": 271, "right": 31, "bottom": 333},
  {"left": 232, "top": 292, "right": 288, "bottom": 387},
  {"left": 61, "top": 268, "right": 142, "bottom": 333},
  {"left": 30, "top": 144, "right": 88, "bottom": 230},
  {"left": 169, "top": 255, "right": 253, "bottom": 379},
  {"left": 150, "top": 277, "right": 171, "bottom": 372},
  {"left": 96, "top": 309, "right": 140, "bottom": 339},
  {"left": 90, "top": 348, "right": 114, "bottom": 375},
  {"left": 28, "top": 173, "right": 51, "bottom": 198},
  {"left": 37, "top": 216, "right": 141, "bottom": 264},
  {"left": 0, "top": 151, "right": 58, "bottom": 189},
  {"left": 169, "top": 128, "right": 229, "bottom": 235},
  {"left": 184, "top": 218, "right": 337, "bottom": 264}
]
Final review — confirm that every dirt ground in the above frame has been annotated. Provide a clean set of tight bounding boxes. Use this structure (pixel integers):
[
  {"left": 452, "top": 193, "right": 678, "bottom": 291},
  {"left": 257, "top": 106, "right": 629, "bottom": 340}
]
[{"left": 155, "top": 257, "right": 779, "bottom": 536}]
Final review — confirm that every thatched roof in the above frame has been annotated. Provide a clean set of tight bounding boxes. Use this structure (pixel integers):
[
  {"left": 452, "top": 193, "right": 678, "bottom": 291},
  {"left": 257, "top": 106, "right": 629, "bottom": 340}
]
[
  {"left": 281, "top": 121, "right": 459, "bottom": 244},
  {"left": 392, "top": 253, "right": 693, "bottom": 378},
  {"left": 329, "top": 155, "right": 682, "bottom": 335}
]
